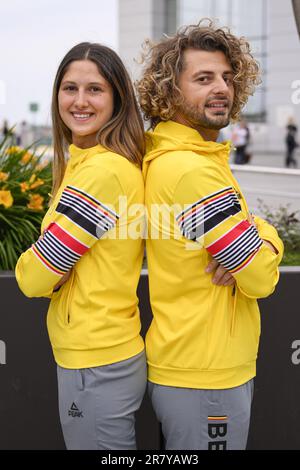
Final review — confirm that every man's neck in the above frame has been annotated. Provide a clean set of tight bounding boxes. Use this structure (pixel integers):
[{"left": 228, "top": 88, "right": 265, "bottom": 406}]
[{"left": 172, "top": 114, "right": 219, "bottom": 142}]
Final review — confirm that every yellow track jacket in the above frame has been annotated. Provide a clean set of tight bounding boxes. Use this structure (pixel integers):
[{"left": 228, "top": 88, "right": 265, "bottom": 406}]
[
  {"left": 16, "top": 144, "right": 145, "bottom": 368},
  {"left": 143, "top": 121, "right": 284, "bottom": 389}
]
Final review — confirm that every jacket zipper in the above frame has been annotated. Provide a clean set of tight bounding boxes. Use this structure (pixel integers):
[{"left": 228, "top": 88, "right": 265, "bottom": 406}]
[
  {"left": 231, "top": 284, "right": 238, "bottom": 337},
  {"left": 64, "top": 269, "right": 75, "bottom": 325}
]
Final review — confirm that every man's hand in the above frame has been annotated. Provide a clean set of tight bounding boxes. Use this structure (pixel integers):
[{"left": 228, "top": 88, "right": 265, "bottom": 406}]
[
  {"left": 247, "top": 212, "right": 257, "bottom": 227},
  {"left": 205, "top": 259, "right": 236, "bottom": 286},
  {"left": 248, "top": 213, "right": 278, "bottom": 254},
  {"left": 53, "top": 270, "right": 72, "bottom": 291},
  {"left": 262, "top": 239, "right": 278, "bottom": 254}
]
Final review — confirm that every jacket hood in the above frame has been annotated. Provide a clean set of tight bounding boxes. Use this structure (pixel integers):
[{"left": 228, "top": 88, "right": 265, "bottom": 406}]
[{"left": 143, "top": 120, "right": 232, "bottom": 179}]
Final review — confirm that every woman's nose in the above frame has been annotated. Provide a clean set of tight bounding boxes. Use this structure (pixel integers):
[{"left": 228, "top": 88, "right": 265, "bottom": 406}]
[{"left": 74, "top": 90, "right": 89, "bottom": 108}]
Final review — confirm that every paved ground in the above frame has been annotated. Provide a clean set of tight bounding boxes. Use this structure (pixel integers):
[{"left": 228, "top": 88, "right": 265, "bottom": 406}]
[{"left": 244, "top": 151, "right": 298, "bottom": 168}]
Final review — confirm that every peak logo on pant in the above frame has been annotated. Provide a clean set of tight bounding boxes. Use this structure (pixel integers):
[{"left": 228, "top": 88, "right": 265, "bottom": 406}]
[
  {"left": 207, "top": 415, "right": 228, "bottom": 450},
  {"left": 68, "top": 402, "right": 83, "bottom": 418}
]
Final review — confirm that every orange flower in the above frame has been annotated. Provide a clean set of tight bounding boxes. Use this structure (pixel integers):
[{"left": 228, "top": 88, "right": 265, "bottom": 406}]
[
  {"left": 20, "top": 182, "right": 30, "bottom": 193},
  {"left": 27, "top": 194, "right": 44, "bottom": 211},
  {"left": 21, "top": 151, "right": 33, "bottom": 164},
  {"left": 30, "top": 178, "right": 44, "bottom": 190},
  {"left": 0, "top": 190, "right": 13, "bottom": 208},
  {"left": 0, "top": 172, "right": 9, "bottom": 182}
]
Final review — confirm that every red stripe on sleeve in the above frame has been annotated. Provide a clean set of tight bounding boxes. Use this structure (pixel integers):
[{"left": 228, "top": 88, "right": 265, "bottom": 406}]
[
  {"left": 207, "top": 220, "right": 251, "bottom": 256},
  {"left": 46, "top": 222, "right": 88, "bottom": 255}
]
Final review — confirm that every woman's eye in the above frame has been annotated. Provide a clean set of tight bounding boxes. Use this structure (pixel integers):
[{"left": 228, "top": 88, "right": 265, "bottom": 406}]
[{"left": 61, "top": 85, "right": 103, "bottom": 93}]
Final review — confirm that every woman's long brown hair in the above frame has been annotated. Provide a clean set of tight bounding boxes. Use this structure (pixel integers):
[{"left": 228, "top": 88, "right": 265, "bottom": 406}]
[{"left": 51, "top": 42, "right": 145, "bottom": 200}]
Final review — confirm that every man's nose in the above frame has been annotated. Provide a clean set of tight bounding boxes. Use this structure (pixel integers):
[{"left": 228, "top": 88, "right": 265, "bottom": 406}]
[{"left": 212, "top": 77, "right": 230, "bottom": 94}]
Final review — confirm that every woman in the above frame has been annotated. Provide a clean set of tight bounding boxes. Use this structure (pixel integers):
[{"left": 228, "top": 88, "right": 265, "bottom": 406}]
[{"left": 15, "top": 42, "right": 146, "bottom": 450}]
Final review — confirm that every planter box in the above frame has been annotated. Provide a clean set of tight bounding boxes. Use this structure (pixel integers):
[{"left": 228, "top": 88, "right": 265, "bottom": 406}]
[
  {"left": 0, "top": 268, "right": 299, "bottom": 450},
  {"left": 0, "top": 272, "right": 159, "bottom": 450},
  {"left": 248, "top": 267, "right": 300, "bottom": 450}
]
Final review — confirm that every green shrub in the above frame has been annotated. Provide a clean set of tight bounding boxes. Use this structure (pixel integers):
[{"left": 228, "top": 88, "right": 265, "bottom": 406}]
[
  {"left": 257, "top": 199, "right": 300, "bottom": 266},
  {"left": 0, "top": 133, "right": 52, "bottom": 270}
]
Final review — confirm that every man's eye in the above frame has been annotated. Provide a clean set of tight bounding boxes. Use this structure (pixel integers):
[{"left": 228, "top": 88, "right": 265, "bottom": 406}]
[{"left": 198, "top": 77, "right": 210, "bottom": 83}]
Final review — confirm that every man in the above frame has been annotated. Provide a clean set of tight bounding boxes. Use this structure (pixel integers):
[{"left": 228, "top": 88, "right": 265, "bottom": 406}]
[{"left": 137, "top": 21, "right": 284, "bottom": 450}]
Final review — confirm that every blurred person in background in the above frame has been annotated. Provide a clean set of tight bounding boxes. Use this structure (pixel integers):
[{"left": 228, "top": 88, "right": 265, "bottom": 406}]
[
  {"left": 1, "top": 119, "right": 17, "bottom": 143},
  {"left": 232, "top": 118, "right": 251, "bottom": 164},
  {"left": 285, "top": 117, "right": 298, "bottom": 168},
  {"left": 16, "top": 120, "right": 30, "bottom": 147},
  {"left": 1, "top": 119, "right": 9, "bottom": 138}
]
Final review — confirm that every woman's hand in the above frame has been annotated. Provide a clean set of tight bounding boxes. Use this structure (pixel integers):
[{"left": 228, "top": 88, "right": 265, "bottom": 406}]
[{"left": 53, "top": 270, "right": 72, "bottom": 291}]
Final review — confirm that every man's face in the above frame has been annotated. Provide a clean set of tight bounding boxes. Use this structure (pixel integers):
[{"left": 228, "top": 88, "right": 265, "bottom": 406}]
[{"left": 176, "top": 49, "right": 234, "bottom": 131}]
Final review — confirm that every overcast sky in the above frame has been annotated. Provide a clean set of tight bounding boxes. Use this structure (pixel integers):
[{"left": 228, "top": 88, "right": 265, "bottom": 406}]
[{"left": 0, "top": 0, "right": 118, "bottom": 128}]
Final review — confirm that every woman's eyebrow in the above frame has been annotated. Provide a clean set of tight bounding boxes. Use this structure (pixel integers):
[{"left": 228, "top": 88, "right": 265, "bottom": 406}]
[{"left": 60, "top": 80, "right": 105, "bottom": 86}]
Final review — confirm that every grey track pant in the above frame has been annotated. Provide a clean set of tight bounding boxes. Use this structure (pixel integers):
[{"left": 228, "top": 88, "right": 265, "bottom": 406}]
[
  {"left": 148, "top": 379, "right": 254, "bottom": 450},
  {"left": 57, "top": 350, "right": 147, "bottom": 450}
]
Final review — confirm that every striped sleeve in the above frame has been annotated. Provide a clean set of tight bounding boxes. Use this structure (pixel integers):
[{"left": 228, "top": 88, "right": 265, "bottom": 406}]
[
  {"left": 15, "top": 164, "right": 121, "bottom": 297},
  {"left": 176, "top": 185, "right": 263, "bottom": 274},
  {"left": 206, "top": 220, "right": 263, "bottom": 274},
  {"left": 56, "top": 185, "right": 118, "bottom": 239},
  {"left": 32, "top": 221, "right": 89, "bottom": 276},
  {"left": 176, "top": 186, "right": 241, "bottom": 241},
  {"left": 32, "top": 183, "right": 119, "bottom": 277},
  {"left": 174, "top": 168, "right": 282, "bottom": 298}
]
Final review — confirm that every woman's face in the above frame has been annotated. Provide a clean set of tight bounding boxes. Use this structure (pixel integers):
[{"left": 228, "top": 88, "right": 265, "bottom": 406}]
[{"left": 58, "top": 59, "right": 114, "bottom": 148}]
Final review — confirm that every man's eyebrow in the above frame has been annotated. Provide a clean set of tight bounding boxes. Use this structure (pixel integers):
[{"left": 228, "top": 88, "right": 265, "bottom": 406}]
[{"left": 192, "top": 70, "right": 234, "bottom": 78}]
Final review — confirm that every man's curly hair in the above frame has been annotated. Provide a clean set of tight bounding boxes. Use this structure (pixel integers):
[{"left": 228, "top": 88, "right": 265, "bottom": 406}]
[{"left": 136, "top": 19, "right": 261, "bottom": 129}]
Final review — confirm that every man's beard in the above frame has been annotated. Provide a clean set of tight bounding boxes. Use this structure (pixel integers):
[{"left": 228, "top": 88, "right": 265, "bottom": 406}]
[{"left": 179, "top": 99, "right": 232, "bottom": 130}]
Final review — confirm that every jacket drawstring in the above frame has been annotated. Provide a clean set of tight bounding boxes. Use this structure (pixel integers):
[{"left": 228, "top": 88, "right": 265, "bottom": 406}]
[{"left": 231, "top": 285, "right": 238, "bottom": 336}]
